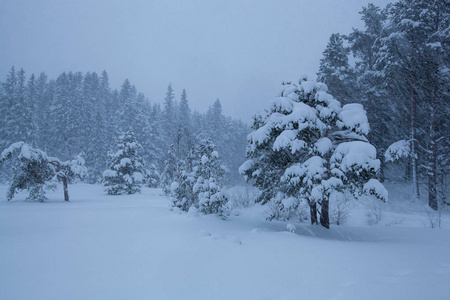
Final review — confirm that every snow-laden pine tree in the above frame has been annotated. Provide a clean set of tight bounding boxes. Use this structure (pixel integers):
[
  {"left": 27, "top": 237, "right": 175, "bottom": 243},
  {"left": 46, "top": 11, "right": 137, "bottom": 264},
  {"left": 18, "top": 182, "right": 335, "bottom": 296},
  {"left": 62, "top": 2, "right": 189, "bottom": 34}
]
[
  {"left": 162, "top": 84, "right": 178, "bottom": 152},
  {"left": 0, "top": 142, "right": 86, "bottom": 202},
  {"left": 347, "top": 4, "right": 393, "bottom": 182},
  {"left": 240, "top": 77, "right": 387, "bottom": 228},
  {"left": 192, "top": 139, "right": 228, "bottom": 214},
  {"left": 0, "top": 142, "right": 55, "bottom": 202},
  {"left": 160, "top": 144, "right": 178, "bottom": 195},
  {"left": 103, "top": 130, "right": 145, "bottom": 195},
  {"left": 170, "top": 161, "right": 196, "bottom": 212},
  {"left": 176, "top": 89, "right": 193, "bottom": 160},
  {"left": 145, "top": 163, "right": 161, "bottom": 188}
]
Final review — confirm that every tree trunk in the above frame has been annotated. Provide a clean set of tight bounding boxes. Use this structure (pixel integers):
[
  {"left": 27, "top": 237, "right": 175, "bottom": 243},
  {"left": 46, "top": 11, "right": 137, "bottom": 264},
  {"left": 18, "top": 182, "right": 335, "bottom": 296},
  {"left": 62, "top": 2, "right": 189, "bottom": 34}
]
[
  {"left": 309, "top": 201, "right": 318, "bottom": 225},
  {"left": 411, "top": 87, "right": 420, "bottom": 200},
  {"left": 379, "top": 155, "right": 386, "bottom": 183},
  {"left": 62, "top": 176, "right": 69, "bottom": 202},
  {"left": 428, "top": 89, "right": 437, "bottom": 210},
  {"left": 320, "top": 198, "right": 330, "bottom": 229}
]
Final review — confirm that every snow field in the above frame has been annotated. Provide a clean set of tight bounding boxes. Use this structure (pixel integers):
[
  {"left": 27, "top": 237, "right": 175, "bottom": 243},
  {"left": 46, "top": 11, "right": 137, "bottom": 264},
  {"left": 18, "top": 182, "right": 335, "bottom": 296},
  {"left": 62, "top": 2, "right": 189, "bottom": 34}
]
[{"left": 1, "top": 183, "right": 450, "bottom": 300}]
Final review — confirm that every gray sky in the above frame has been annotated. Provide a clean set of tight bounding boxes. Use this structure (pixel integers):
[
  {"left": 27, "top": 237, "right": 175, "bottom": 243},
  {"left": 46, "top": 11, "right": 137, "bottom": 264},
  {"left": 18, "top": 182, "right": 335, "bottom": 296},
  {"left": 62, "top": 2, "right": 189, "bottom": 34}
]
[{"left": 1, "top": 0, "right": 392, "bottom": 122}]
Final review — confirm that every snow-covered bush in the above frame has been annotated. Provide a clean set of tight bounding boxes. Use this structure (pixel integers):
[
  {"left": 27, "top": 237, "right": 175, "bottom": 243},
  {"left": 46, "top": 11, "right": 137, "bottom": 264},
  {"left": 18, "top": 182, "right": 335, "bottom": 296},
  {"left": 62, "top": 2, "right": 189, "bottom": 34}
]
[
  {"left": 240, "top": 77, "right": 387, "bottom": 228},
  {"left": 286, "top": 223, "right": 296, "bottom": 233},
  {"left": 329, "top": 191, "right": 353, "bottom": 225},
  {"left": 225, "top": 185, "right": 258, "bottom": 209},
  {"left": 364, "top": 197, "right": 385, "bottom": 225},
  {"left": 103, "top": 130, "right": 145, "bottom": 195}
]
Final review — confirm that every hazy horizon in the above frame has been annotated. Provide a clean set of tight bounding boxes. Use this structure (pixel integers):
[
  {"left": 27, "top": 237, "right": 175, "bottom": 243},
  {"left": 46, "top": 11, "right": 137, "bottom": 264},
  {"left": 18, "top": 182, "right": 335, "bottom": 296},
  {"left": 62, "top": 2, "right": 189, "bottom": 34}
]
[{"left": 1, "top": 0, "right": 392, "bottom": 122}]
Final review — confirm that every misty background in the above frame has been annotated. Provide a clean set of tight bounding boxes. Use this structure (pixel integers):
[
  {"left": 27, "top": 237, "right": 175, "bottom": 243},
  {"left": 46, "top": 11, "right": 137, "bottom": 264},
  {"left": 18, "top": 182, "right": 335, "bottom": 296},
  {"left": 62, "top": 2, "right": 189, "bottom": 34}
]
[{"left": 1, "top": 0, "right": 392, "bottom": 121}]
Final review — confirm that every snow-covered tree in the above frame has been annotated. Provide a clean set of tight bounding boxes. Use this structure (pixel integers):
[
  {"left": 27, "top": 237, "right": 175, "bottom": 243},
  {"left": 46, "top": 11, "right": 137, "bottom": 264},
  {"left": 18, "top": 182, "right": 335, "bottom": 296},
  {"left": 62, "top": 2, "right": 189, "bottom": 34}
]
[
  {"left": 170, "top": 162, "right": 196, "bottom": 212},
  {"left": 176, "top": 89, "right": 193, "bottom": 160},
  {"left": 0, "top": 142, "right": 54, "bottom": 202},
  {"left": 347, "top": 4, "right": 393, "bottom": 182},
  {"left": 145, "top": 163, "right": 160, "bottom": 188},
  {"left": 317, "top": 34, "right": 356, "bottom": 104},
  {"left": 192, "top": 139, "right": 228, "bottom": 215},
  {"left": 0, "top": 142, "right": 86, "bottom": 202},
  {"left": 375, "top": 0, "right": 450, "bottom": 208},
  {"left": 240, "top": 78, "right": 387, "bottom": 228},
  {"left": 103, "top": 130, "right": 145, "bottom": 195},
  {"left": 160, "top": 144, "right": 178, "bottom": 195}
]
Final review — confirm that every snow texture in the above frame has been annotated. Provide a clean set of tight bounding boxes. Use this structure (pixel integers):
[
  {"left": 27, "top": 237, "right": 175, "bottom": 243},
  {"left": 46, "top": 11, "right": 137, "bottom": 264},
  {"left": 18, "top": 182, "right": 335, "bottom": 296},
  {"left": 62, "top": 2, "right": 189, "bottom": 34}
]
[{"left": 0, "top": 183, "right": 449, "bottom": 300}]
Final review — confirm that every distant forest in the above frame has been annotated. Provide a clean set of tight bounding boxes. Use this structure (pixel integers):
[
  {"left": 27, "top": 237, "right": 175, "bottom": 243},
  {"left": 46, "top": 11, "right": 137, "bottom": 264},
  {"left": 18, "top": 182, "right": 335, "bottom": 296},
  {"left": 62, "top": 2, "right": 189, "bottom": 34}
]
[{"left": 0, "top": 68, "right": 248, "bottom": 183}]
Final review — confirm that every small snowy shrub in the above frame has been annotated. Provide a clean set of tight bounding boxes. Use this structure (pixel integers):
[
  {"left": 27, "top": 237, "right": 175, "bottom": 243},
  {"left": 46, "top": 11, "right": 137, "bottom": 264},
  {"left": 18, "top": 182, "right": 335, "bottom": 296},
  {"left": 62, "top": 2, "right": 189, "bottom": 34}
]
[
  {"left": 225, "top": 185, "right": 258, "bottom": 209},
  {"left": 286, "top": 223, "right": 296, "bottom": 233},
  {"left": 364, "top": 198, "right": 385, "bottom": 225},
  {"left": 329, "top": 191, "right": 353, "bottom": 225},
  {"left": 423, "top": 201, "right": 445, "bottom": 229}
]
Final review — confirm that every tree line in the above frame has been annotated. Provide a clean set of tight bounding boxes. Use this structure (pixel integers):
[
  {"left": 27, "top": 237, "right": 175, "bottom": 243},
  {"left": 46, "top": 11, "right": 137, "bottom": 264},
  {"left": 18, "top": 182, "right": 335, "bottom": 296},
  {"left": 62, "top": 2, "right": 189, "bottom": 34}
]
[{"left": 0, "top": 68, "right": 249, "bottom": 184}]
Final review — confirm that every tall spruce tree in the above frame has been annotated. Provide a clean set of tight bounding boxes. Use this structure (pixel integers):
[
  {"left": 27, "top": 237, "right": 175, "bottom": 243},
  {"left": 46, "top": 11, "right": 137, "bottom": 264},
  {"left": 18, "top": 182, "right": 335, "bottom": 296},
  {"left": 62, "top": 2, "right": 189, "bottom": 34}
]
[{"left": 317, "top": 34, "right": 356, "bottom": 104}]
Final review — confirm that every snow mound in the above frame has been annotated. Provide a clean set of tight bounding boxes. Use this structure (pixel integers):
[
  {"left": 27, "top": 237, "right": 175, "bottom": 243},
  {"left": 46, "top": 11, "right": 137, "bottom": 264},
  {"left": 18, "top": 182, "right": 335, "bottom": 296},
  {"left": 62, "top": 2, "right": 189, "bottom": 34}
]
[{"left": 287, "top": 223, "right": 296, "bottom": 233}]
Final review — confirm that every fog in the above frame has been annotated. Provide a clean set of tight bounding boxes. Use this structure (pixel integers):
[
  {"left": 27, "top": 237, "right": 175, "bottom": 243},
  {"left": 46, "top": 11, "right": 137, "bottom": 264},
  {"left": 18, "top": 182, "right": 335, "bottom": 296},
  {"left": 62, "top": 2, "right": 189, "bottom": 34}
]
[{"left": 1, "top": 0, "right": 392, "bottom": 121}]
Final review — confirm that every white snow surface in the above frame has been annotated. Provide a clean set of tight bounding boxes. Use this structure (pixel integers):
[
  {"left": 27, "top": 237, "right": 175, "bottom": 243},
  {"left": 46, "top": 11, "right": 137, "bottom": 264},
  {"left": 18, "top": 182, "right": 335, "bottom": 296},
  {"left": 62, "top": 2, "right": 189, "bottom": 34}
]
[{"left": 1, "top": 183, "right": 450, "bottom": 300}]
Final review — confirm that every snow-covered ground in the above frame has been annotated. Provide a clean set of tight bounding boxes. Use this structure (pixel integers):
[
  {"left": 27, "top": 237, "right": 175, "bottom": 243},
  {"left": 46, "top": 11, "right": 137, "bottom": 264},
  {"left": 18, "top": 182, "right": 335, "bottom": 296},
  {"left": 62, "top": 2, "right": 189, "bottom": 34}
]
[{"left": 1, "top": 183, "right": 449, "bottom": 300}]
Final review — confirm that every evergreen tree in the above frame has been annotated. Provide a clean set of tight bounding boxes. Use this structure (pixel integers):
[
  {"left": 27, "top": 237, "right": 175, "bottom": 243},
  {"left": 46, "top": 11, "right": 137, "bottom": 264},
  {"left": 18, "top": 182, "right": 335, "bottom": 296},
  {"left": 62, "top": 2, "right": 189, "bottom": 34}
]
[
  {"left": 162, "top": 84, "right": 178, "bottom": 150},
  {"left": 176, "top": 89, "right": 193, "bottom": 160},
  {"left": 160, "top": 144, "right": 178, "bottom": 195},
  {"left": 170, "top": 161, "right": 196, "bottom": 212},
  {"left": 0, "top": 142, "right": 54, "bottom": 202},
  {"left": 103, "top": 130, "right": 145, "bottom": 195},
  {"left": 192, "top": 139, "right": 228, "bottom": 214},
  {"left": 145, "top": 163, "right": 161, "bottom": 188},
  {"left": 317, "top": 34, "right": 356, "bottom": 104},
  {"left": 347, "top": 3, "right": 392, "bottom": 182},
  {"left": 241, "top": 78, "right": 387, "bottom": 228},
  {"left": 0, "top": 142, "right": 86, "bottom": 202}
]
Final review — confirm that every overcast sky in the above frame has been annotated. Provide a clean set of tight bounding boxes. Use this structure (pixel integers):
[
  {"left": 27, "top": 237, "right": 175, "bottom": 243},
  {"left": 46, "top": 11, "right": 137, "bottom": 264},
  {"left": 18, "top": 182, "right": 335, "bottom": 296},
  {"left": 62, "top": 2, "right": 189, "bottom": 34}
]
[{"left": 1, "top": 0, "right": 392, "bottom": 122}]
